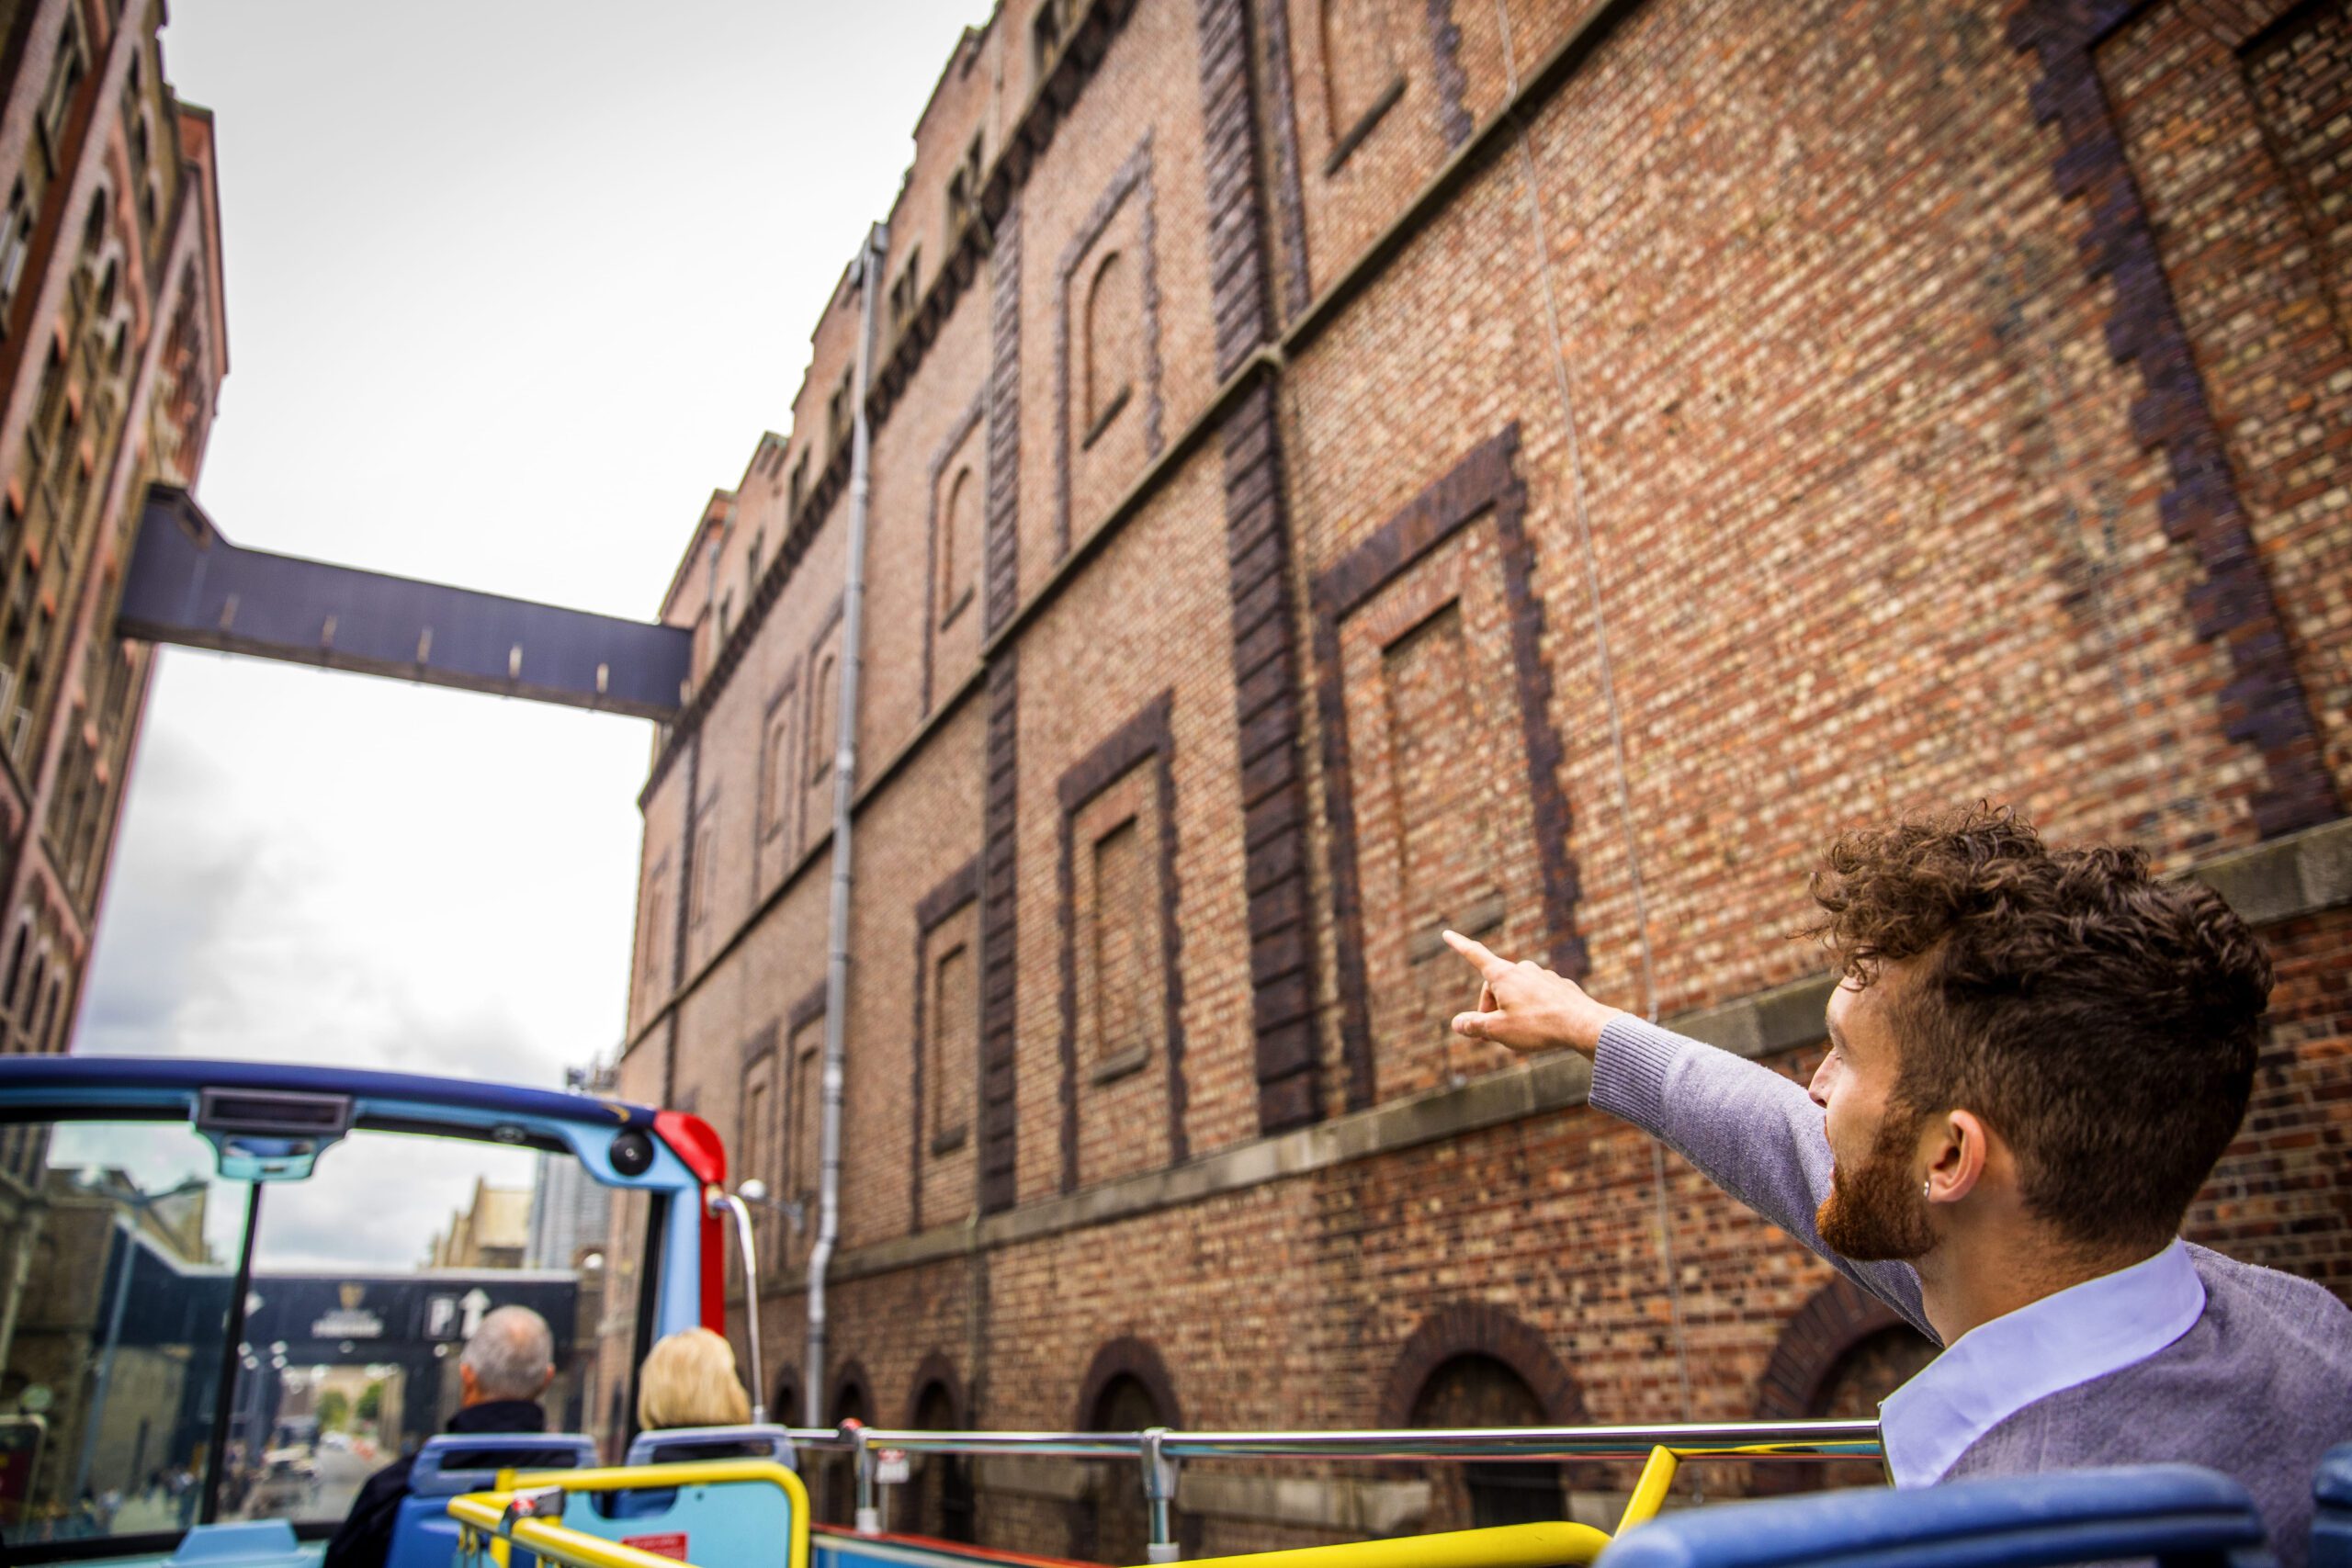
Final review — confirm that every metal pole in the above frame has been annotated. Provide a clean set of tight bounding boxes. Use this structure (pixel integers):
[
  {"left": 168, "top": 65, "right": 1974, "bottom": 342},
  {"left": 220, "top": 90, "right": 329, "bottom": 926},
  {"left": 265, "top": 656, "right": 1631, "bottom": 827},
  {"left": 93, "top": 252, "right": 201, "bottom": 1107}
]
[
  {"left": 853, "top": 1424, "right": 880, "bottom": 1537},
  {"left": 707, "top": 1191, "right": 764, "bottom": 1423},
  {"left": 808, "top": 218, "right": 889, "bottom": 1432},
  {"left": 1141, "top": 1426, "right": 1179, "bottom": 1564}
]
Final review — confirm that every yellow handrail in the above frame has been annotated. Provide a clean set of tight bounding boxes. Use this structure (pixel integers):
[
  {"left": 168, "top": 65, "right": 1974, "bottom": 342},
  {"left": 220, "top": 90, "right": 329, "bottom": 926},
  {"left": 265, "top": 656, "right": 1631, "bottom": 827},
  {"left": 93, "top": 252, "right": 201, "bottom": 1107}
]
[
  {"left": 1140, "top": 1520, "right": 1613, "bottom": 1568},
  {"left": 450, "top": 1458, "right": 810, "bottom": 1568}
]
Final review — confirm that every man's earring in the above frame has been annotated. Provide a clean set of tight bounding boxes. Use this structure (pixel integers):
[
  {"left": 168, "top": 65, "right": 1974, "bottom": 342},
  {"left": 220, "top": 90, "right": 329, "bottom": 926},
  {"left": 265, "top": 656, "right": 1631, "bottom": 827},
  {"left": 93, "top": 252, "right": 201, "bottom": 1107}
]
[{"left": 1921, "top": 1179, "right": 1932, "bottom": 1200}]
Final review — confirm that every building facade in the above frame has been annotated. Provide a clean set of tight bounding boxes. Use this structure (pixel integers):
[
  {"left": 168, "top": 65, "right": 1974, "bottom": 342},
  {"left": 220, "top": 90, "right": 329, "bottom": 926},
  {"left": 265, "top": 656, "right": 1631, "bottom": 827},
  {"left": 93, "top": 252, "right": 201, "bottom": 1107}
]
[
  {"left": 613, "top": 0, "right": 2352, "bottom": 1550},
  {"left": 0, "top": 0, "right": 227, "bottom": 1087}
]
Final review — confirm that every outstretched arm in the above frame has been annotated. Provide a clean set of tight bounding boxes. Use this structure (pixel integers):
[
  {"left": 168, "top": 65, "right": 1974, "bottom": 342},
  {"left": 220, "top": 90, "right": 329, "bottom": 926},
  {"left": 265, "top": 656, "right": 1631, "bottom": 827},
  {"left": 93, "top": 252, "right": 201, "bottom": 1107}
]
[{"left": 1444, "top": 932, "right": 1930, "bottom": 1337}]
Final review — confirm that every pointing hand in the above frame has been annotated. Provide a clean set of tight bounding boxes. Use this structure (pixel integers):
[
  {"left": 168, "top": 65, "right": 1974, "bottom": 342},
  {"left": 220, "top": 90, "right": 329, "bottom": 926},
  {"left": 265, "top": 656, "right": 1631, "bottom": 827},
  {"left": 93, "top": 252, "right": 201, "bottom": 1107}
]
[{"left": 1443, "top": 931, "right": 1623, "bottom": 1059}]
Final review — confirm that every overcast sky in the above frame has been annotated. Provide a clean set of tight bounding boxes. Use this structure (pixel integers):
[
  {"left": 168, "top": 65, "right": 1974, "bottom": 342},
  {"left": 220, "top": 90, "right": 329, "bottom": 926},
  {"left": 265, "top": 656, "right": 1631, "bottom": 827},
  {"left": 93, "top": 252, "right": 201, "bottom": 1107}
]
[{"left": 76, "top": 0, "right": 991, "bottom": 1269}]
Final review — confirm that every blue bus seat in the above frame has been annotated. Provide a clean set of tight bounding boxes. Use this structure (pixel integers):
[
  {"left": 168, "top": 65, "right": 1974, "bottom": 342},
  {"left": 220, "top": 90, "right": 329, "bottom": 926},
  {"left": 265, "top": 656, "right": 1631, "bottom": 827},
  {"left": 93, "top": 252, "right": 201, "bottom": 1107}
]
[
  {"left": 1595, "top": 1464, "right": 2270, "bottom": 1568},
  {"left": 385, "top": 1432, "right": 597, "bottom": 1568},
  {"left": 162, "top": 1519, "right": 311, "bottom": 1568},
  {"left": 2315, "top": 1445, "right": 2352, "bottom": 1568},
  {"left": 554, "top": 1464, "right": 799, "bottom": 1567},
  {"left": 625, "top": 1425, "right": 797, "bottom": 1469}
]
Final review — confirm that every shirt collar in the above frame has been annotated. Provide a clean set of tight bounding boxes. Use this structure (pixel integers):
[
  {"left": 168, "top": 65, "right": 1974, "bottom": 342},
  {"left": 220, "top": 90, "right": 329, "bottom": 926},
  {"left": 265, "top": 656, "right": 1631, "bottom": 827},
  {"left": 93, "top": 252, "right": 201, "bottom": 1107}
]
[{"left": 1878, "top": 1237, "right": 2205, "bottom": 1487}]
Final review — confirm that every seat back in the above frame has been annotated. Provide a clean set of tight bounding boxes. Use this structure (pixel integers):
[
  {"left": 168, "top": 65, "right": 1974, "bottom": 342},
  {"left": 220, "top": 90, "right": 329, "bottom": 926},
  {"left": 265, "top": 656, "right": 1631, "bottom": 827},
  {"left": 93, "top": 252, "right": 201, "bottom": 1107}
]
[
  {"left": 2315, "top": 1445, "right": 2352, "bottom": 1568},
  {"left": 1595, "top": 1464, "right": 2269, "bottom": 1568},
  {"left": 625, "top": 1424, "right": 797, "bottom": 1469},
  {"left": 506, "top": 1461, "right": 807, "bottom": 1568},
  {"left": 385, "top": 1434, "right": 596, "bottom": 1568}
]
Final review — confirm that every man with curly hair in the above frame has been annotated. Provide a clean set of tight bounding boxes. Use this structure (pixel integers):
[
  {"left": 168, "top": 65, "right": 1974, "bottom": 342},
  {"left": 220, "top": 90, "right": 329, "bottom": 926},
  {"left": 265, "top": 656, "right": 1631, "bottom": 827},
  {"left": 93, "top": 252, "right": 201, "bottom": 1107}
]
[{"left": 1446, "top": 806, "right": 2349, "bottom": 1551}]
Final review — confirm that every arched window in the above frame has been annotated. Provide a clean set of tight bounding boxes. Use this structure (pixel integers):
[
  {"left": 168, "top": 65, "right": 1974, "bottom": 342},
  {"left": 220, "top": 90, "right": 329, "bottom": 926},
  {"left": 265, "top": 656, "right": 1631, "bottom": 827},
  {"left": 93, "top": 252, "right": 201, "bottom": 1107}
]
[
  {"left": 1081, "top": 251, "right": 1135, "bottom": 439},
  {"left": 907, "top": 1375, "right": 973, "bottom": 1540},
  {"left": 939, "top": 467, "right": 977, "bottom": 625},
  {"left": 38, "top": 967, "right": 63, "bottom": 1053},
  {"left": 1, "top": 922, "right": 30, "bottom": 1026},
  {"left": 1074, "top": 1339, "right": 1185, "bottom": 1563},
  {"left": 1749, "top": 1276, "right": 1938, "bottom": 1494},
  {"left": 1408, "top": 1354, "right": 1562, "bottom": 1529},
  {"left": 1319, "top": 0, "right": 1398, "bottom": 145},
  {"left": 80, "top": 190, "right": 107, "bottom": 256},
  {"left": 18, "top": 950, "right": 45, "bottom": 1044}
]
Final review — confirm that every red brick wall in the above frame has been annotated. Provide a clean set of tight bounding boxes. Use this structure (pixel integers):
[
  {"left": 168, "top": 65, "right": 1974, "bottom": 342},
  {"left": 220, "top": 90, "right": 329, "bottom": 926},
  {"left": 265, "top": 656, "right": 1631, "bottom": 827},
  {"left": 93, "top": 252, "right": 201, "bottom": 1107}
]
[{"left": 609, "top": 0, "right": 2352, "bottom": 1551}]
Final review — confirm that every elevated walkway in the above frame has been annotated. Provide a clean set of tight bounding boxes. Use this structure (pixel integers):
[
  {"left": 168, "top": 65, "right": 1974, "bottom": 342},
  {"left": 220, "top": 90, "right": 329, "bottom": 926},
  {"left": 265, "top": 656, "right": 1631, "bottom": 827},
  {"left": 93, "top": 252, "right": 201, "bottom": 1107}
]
[{"left": 119, "top": 487, "right": 691, "bottom": 720}]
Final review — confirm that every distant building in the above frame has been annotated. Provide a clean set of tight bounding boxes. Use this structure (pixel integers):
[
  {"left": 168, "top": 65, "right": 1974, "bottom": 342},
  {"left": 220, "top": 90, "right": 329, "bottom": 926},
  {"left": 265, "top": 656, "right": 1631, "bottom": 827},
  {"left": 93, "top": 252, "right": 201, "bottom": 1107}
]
[
  {"left": 425, "top": 1180, "right": 529, "bottom": 1271},
  {"left": 0, "top": 0, "right": 229, "bottom": 1090},
  {"left": 524, "top": 1147, "right": 609, "bottom": 1273}
]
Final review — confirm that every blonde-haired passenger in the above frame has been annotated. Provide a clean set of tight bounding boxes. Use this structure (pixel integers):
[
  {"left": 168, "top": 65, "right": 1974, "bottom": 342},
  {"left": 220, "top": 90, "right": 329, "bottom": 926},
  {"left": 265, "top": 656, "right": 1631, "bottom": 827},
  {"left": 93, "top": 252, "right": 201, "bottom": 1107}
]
[{"left": 637, "top": 1327, "right": 752, "bottom": 1432}]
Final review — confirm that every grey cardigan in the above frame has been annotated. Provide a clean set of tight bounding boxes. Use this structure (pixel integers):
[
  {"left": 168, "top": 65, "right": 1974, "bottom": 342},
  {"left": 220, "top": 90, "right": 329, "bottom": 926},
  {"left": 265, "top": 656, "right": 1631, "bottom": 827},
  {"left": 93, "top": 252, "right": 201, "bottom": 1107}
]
[{"left": 1590, "top": 1014, "right": 2352, "bottom": 1562}]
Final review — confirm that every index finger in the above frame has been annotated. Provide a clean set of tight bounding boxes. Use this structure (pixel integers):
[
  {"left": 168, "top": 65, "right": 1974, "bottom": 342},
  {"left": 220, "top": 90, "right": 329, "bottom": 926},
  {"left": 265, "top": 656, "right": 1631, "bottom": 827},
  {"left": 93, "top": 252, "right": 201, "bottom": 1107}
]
[{"left": 1442, "top": 929, "right": 1512, "bottom": 979}]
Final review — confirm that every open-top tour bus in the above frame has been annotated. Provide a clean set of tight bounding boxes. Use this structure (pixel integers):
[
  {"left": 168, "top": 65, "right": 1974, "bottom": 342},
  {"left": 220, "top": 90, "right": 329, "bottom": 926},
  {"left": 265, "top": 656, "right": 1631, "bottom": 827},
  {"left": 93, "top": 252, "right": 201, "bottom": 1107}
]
[{"left": 0, "top": 1054, "right": 2330, "bottom": 1568}]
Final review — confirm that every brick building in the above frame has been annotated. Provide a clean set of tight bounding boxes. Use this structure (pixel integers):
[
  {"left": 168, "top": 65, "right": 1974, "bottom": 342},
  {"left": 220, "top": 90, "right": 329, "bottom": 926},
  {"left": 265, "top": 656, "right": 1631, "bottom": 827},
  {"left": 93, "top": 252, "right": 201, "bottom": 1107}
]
[
  {"left": 610, "top": 0, "right": 2352, "bottom": 1551},
  {"left": 0, "top": 0, "right": 227, "bottom": 1089}
]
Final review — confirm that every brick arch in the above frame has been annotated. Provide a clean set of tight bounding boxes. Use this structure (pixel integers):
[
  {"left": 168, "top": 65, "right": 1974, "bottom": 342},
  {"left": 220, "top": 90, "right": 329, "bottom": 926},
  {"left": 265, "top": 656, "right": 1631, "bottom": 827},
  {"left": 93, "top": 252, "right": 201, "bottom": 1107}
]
[
  {"left": 1751, "top": 1275, "right": 1911, "bottom": 1422},
  {"left": 904, "top": 1351, "right": 967, "bottom": 1428},
  {"left": 1072, "top": 1335, "right": 1182, "bottom": 1430},
  {"left": 771, "top": 1363, "right": 804, "bottom": 1425},
  {"left": 829, "top": 1359, "right": 875, "bottom": 1425},
  {"left": 1376, "top": 1303, "right": 1586, "bottom": 1429}
]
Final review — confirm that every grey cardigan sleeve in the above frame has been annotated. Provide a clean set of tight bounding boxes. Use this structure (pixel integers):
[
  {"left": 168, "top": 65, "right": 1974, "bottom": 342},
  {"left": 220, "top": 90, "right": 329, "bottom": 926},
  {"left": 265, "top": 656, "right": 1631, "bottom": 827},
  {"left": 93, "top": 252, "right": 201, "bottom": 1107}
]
[{"left": 1590, "top": 1014, "right": 1935, "bottom": 1341}]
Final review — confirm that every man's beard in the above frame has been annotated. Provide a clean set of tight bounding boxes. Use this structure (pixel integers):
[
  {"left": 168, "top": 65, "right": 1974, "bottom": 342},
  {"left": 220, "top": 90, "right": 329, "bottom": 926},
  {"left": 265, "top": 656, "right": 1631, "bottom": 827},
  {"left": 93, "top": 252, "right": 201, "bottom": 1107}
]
[{"left": 1817, "top": 1104, "right": 1937, "bottom": 1262}]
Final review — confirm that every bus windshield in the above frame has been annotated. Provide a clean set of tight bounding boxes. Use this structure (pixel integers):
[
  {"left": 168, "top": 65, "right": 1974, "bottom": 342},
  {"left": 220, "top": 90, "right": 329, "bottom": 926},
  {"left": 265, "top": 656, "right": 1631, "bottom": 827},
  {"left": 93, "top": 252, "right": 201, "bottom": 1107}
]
[{"left": 0, "top": 1114, "right": 616, "bottom": 1549}]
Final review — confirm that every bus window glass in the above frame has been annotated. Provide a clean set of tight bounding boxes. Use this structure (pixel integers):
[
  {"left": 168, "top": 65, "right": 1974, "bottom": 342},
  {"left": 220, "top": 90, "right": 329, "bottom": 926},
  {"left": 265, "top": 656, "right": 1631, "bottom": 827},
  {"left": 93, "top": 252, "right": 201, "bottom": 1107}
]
[{"left": 0, "top": 1119, "right": 253, "bottom": 1549}]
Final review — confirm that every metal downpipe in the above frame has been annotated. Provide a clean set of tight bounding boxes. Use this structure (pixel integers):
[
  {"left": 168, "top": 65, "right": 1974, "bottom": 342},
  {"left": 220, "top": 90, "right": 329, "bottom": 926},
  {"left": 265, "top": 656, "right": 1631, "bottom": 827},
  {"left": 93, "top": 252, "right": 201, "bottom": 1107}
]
[{"left": 808, "top": 220, "right": 888, "bottom": 1430}]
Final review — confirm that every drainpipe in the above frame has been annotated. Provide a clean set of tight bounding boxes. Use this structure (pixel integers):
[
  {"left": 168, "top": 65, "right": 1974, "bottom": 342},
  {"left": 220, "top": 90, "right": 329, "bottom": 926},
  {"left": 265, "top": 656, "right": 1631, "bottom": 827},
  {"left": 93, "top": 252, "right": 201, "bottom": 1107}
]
[{"left": 808, "top": 220, "right": 888, "bottom": 1428}]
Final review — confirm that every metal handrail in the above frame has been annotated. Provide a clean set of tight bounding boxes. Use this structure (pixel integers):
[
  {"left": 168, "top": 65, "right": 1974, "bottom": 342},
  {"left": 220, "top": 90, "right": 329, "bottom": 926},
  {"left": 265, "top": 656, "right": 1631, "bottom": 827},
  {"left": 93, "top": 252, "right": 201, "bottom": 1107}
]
[
  {"left": 781, "top": 1419, "right": 1881, "bottom": 1563},
  {"left": 776, "top": 1417, "right": 1882, "bottom": 1463}
]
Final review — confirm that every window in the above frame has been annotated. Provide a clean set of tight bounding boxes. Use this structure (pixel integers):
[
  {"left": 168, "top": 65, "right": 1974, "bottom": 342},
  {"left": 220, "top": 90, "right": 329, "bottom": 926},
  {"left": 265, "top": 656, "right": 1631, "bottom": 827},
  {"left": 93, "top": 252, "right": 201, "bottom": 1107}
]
[
  {"left": 0, "top": 183, "right": 32, "bottom": 322},
  {"left": 1082, "top": 250, "right": 1136, "bottom": 440},
  {"left": 690, "top": 816, "right": 718, "bottom": 926},
  {"left": 940, "top": 467, "right": 977, "bottom": 626},
  {"left": 717, "top": 591, "right": 733, "bottom": 646},
  {"left": 1033, "top": 0, "right": 1064, "bottom": 78},
  {"left": 39, "top": 18, "right": 84, "bottom": 169},
  {"left": 763, "top": 703, "right": 795, "bottom": 838},
  {"left": 807, "top": 653, "right": 836, "bottom": 784},
  {"left": 827, "top": 371, "right": 854, "bottom": 452},
  {"left": 889, "top": 248, "right": 922, "bottom": 337},
  {"left": 640, "top": 869, "right": 668, "bottom": 980},
  {"left": 789, "top": 454, "right": 809, "bottom": 517},
  {"left": 789, "top": 1030, "right": 823, "bottom": 1207},
  {"left": 746, "top": 528, "right": 764, "bottom": 600},
  {"left": 930, "top": 941, "right": 976, "bottom": 1144},
  {"left": 946, "top": 134, "right": 984, "bottom": 240}
]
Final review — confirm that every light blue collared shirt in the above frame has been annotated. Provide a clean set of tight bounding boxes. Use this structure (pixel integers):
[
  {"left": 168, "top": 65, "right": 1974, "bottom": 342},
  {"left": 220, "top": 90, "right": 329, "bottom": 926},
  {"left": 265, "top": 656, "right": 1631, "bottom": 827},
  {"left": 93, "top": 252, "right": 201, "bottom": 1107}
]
[{"left": 1879, "top": 1238, "right": 2208, "bottom": 1486}]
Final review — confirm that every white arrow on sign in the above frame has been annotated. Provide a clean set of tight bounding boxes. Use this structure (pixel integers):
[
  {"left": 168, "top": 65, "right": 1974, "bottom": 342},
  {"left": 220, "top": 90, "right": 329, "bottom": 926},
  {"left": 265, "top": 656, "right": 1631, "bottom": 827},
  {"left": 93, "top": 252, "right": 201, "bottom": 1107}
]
[{"left": 459, "top": 1288, "right": 492, "bottom": 1337}]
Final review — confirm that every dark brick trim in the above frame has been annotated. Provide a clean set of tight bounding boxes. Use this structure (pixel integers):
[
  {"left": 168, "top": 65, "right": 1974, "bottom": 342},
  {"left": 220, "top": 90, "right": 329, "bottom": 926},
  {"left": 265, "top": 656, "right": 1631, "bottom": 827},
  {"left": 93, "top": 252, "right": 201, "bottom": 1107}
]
[
  {"left": 1194, "top": 0, "right": 1276, "bottom": 375},
  {"left": 1054, "top": 136, "right": 1166, "bottom": 558},
  {"left": 1251, "top": 0, "right": 1313, "bottom": 321},
  {"left": 1310, "top": 424, "right": 1584, "bottom": 1111},
  {"left": 977, "top": 656, "right": 1022, "bottom": 1215},
  {"left": 986, "top": 198, "right": 1024, "bottom": 639},
  {"left": 1747, "top": 1275, "right": 1910, "bottom": 1495},
  {"left": 1055, "top": 690, "right": 1187, "bottom": 1190},
  {"left": 1073, "top": 1334, "right": 1184, "bottom": 1429},
  {"left": 923, "top": 392, "right": 989, "bottom": 717},
  {"left": 911, "top": 855, "right": 982, "bottom": 1223},
  {"left": 2007, "top": 0, "right": 2342, "bottom": 839},
  {"left": 1375, "top": 1302, "right": 1587, "bottom": 1428},
  {"left": 1323, "top": 73, "right": 1407, "bottom": 175},
  {"left": 903, "top": 1350, "right": 969, "bottom": 1428},
  {"left": 741, "top": 1020, "right": 779, "bottom": 1070},
  {"left": 787, "top": 980, "right": 831, "bottom": 1038},
  {"left": 1220, "top": 384, "right": 1321, "bottom": 1132},
  {"left": 771, "top": 1364, "right": 805, "bottom": 1427},
  {"left": 1425, "top": 0, "right": 1473, "bottom": 148},
  {"left": 668, "top": 735, "right": 702, "bottom": 997}
]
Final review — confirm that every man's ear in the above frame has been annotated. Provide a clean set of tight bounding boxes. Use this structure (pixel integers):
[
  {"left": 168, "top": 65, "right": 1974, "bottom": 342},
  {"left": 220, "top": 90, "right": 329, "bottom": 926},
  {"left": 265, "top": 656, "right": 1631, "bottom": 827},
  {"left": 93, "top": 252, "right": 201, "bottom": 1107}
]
[{"left": 1922, "top": 1109, "right": 1988, "bottom": 1205}]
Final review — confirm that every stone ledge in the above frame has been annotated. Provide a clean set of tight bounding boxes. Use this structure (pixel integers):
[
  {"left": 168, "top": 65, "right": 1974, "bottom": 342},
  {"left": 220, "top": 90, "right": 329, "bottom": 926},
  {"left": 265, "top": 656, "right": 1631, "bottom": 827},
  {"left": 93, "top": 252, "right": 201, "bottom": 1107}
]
[
  {"left": 1178, "top": 1472, "right": 1430, "bottom": 1535},
  {"left": 783, "top": 815, "right": 2352, "bottom": 1293}
]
